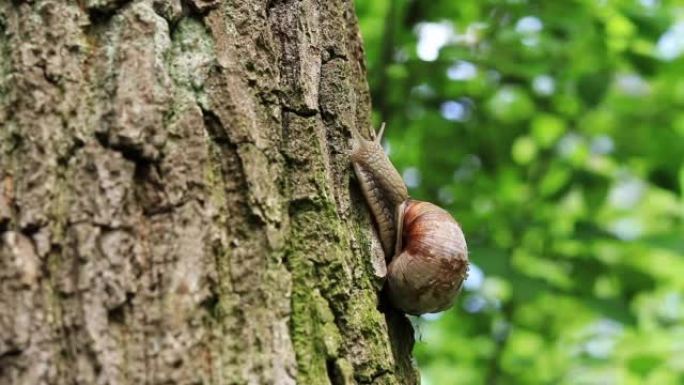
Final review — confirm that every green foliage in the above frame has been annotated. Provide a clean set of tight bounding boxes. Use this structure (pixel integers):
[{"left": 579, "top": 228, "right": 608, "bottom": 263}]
[{"left": 356, "top": 0, "right": 684, "bottom": 383}]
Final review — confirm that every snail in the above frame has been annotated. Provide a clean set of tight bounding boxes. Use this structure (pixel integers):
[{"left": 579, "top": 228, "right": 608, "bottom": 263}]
[{"left": 350, "top": 123, "right": 469, "bottom": 315}]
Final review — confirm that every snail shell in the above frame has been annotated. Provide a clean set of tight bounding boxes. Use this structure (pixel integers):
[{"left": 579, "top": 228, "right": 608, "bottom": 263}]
[{"left": 386, "top": 200, "right": 469, "bottom": 315}]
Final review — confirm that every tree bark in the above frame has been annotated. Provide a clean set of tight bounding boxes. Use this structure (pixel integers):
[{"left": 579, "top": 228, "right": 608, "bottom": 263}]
[{"left": 0, "top": 1, "right": 417, "bottom": 384}]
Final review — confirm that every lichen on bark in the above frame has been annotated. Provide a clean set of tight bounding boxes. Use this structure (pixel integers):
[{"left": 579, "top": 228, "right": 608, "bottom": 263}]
[{"left": 0, "top": 1, "right": 418, "bottom": 384}]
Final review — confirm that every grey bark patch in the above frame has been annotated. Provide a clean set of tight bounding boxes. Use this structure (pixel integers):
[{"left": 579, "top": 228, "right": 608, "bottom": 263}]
[{"left": 186, "top": 0, "right": 220, "bottom": 14}]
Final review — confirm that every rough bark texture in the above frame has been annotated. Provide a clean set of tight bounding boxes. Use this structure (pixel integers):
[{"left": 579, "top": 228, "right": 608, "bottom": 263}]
[{"left": 0, "top": 1, "right": 418, "bottom": 384}]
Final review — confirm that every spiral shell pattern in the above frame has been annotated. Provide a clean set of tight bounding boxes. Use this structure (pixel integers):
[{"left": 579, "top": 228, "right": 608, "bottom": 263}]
[{"left": 387, "top": 200, "right": 469, "bottom": 315}]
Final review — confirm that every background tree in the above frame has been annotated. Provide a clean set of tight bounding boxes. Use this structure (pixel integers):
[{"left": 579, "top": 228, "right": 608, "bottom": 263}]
[
  {"left": 0, "top": 1, "right": 418, "bottom": 384},
  {"left": 357, "top": 1, "right": 684, "bottom": 384}
]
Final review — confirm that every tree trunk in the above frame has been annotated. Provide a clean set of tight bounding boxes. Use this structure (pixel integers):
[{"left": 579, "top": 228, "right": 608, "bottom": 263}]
[{"left": 0, "top": 1, "right": 417, "bottom": 384}]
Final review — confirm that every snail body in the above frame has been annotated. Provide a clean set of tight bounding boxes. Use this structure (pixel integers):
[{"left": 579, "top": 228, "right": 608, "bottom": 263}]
[
  {"left": 350, "top": 124, "right": 468, "bottom": 315},
  {"left": 350, "top": 124, "right": 408, "bottom": 258}
]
